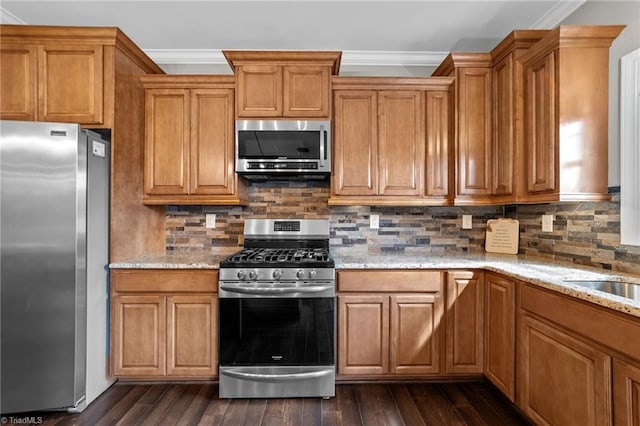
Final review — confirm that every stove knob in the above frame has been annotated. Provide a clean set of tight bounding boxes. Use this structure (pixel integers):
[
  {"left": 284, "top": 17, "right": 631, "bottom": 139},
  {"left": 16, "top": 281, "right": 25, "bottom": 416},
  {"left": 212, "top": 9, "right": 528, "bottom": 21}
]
[
  {"left": 249, "top": 270, "right": 258, "bottom": 280},
  {"left": 296, "top": 269, "right": 305, "bottom": 280},
  {"left": 237, "top": 270, "right": 247, "bottom": 280},
  {"left": 309, "top": 269, "right": 317, "bottom": 279},
  {"left": 273, "top": 269, "right": 282, "bottom": 280}
]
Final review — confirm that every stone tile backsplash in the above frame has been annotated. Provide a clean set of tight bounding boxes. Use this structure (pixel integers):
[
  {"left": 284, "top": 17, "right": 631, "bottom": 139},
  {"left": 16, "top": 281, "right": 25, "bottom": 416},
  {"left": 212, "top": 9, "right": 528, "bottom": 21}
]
[
  {"left": 165, "top": 182, "right": 640, "bottom": 275},
  {"left": 507, "top": 192, "right": 640, "bottom": 275}
]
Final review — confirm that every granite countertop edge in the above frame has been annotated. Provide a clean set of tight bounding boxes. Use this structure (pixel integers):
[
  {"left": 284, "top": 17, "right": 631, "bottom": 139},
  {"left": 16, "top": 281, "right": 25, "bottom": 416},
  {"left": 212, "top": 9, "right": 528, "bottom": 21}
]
[{"left": 110, "top": 249, "right": 640, "bottom": 318}]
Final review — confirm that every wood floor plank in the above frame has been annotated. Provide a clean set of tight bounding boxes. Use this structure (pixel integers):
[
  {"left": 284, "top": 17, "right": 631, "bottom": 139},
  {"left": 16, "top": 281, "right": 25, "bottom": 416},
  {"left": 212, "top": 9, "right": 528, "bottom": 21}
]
[
  {"left": 28, "top": 381, "right": 530, "bottom": 426},
  {"left": 301, "top": 398, "right": 322, "bottom": 426},
  {"left": 354, "top": 384, "right": 404, "bottom": 426},
  {"left": 136, "top": 384, "right": 170, "bottom": 406},
  {"left": 115, "top": 404, "right": 153, "bottom": 426},
  {"left": 457, "top": 382, "right": 527, "bottom": 426},
  {"left": 67, "top": 384, "right": 135, "bottom": 426},
  {"left": 139, "top": 384, "right": 187, "bottom": 426},
  {"left": 219, "top": 398, "right": 249, "bottom": 426},
  {"left": 334, "top": 384, "right": 362, "bottom": 426},
  {"left": 198, "top": 385, "right": 230, "bottom": 425},
  {"left": 242, "top": 398, "right": 267, "bottom": 426},
  {"left": 176, "top": 384, "right": 218, "bottom": 425},
  {"left": 95, "top": 385, "right": 149, "bottom": 426},
  {"left": 389, "top": 384, "right": 426, "bottom": 426},
  {"left": 438, "top": 383, "right": 486, "bottom": 426},
  {"left": 407, "top": 383, "right": 466, "bottom": 426},
  {"left": 160, "top": 384, "right": 202, "bottom": 425}
]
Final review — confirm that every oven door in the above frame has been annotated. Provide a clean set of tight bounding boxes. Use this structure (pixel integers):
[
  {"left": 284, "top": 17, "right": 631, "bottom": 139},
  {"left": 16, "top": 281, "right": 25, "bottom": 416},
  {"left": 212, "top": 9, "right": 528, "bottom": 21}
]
[{"left": 219, "top": 294, "right": 334, "bottom": 367}]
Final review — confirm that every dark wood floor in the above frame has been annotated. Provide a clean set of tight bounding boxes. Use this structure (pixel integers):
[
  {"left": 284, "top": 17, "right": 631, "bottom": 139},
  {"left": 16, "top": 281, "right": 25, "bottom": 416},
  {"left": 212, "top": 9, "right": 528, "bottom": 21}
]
[{"left": 17, "top": 381, "right": 529, "bottom": 425}]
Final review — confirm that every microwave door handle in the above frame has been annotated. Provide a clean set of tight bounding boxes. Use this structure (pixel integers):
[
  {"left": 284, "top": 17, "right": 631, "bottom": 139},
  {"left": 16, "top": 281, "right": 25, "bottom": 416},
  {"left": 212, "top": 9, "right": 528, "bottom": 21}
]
[{"left": 319, "top": 125, "right": 325, "bottom": 168}]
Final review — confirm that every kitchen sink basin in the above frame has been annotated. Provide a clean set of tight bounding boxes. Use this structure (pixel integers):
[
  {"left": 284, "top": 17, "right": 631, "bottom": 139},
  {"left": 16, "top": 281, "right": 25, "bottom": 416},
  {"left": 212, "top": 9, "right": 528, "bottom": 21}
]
[{"left": 563, "top": 280, "right": 640, "bottom": 302}]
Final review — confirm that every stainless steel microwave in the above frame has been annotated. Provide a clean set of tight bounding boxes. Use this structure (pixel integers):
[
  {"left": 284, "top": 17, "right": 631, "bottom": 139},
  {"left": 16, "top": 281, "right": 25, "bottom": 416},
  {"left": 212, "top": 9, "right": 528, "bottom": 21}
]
[{"left": 235, "top": 120, "right": 331, "bottom": 178}]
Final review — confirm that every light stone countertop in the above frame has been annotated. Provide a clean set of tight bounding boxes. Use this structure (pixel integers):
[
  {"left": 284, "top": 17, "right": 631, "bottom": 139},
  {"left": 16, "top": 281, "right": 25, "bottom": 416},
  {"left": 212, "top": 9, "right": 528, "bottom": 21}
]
[
  {"left": 109, "top": 247, "right": 640, "bottom": 318},
  {"left": 109, "top": 246, "right": 240, "bottom": 269},
  {"left": 333, "top": 248, "right": 640, "bottom": 318}
]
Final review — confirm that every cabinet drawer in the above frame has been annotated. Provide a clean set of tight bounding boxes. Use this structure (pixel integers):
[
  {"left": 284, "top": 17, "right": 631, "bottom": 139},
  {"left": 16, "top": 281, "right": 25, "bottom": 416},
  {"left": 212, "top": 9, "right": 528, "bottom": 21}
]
[
  {"left": 519, "top": 283, "right": 640, "bottom": 361},
  {"left": 112, "top": 269, "right": 218, "bottom": 293},
  {"left": 338, "top": 270, "right": 442, "bottom": 292}
]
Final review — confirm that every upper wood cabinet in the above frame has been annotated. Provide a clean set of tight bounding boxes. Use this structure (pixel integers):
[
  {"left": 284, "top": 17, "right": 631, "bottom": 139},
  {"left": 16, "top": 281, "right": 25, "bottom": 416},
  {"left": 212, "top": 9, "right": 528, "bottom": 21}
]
[
  {"left": 0, "top": 25, "right": 169, "bottom": 264},
  {"left": 519, "top": 25, "right": 624, "bottom": 203},
  {"left": 141, "top": 76, "right": 247, "bottom": 205},
  {"left": 1, "top": 41, "right": 104, "bottom": 124},
  {"left": 223, "top": 50, "right": 341, "bottom": 118},
  {"left": 490, "top": 30, "right": 549, "bottom": 204},
  {"left": 330, "top": 77, "right": 454, "bottom": 206},
  {"left": 433, "top": 54, "right": 493, "bottom": 205},
  {"left": 0, "top": 26, "right": 163, "bottom": 127}
]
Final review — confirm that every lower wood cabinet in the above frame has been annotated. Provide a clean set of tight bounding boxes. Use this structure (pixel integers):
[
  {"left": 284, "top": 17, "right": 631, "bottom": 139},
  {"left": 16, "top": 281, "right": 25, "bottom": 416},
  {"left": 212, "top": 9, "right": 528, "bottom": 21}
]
[
  {"left": 445, "top": 270, "right": 484, "bottom": 374},
  {"left": 613, "top": 358, "right": 640, "bottom": 426},
  {"left": 517, "top": 313, "right": 612, "bottom": 426},
  {"left": 516, "top": 282, "right": 640, "bottom": 426},
  {"left": 484, "top": 273, "right": 516, "bottom": 401},
  {"left": 110, "top": 269, "right": 218, "bottom": 379},
  {"left": 337, "top": 270, "right": 444, "bottom": 377}
]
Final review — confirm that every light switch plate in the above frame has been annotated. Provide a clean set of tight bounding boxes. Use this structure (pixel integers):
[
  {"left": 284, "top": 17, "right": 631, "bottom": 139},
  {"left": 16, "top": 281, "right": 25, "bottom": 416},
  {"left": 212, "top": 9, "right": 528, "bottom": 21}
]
[
  {"left": 542, "top": 214, "right": 554, "bottom": 232},
  {"left": 370, "top": 214, "right": 379, "bottom": 229},
  {"left": 462, "top": 215, "right": 473, "bottom": 229},
  {"left": 206, "top": 214, "right": 216, "bottom": 229}
]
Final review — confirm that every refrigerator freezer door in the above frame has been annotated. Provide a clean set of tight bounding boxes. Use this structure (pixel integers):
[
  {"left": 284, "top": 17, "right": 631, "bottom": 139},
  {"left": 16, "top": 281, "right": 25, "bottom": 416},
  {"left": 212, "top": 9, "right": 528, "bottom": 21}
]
[{"left": 1, "top": 120, "right": 86, "bottom": 413}]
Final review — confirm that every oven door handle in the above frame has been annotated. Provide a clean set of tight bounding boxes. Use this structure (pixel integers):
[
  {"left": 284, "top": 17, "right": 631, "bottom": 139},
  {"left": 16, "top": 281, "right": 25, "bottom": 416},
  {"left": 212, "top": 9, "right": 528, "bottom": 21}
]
[
  {"left": 221, "top": 368, "right": 333, "bottom": 382},
  {"left": 220, "top": 285, "right": 333, "bottom": 295}
]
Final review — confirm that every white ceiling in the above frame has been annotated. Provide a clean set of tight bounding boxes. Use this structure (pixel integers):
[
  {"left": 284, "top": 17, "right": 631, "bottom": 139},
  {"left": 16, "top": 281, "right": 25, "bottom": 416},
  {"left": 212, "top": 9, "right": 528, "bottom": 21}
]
[{"left": 0, "top": 1, "right": 586, "bottom": 67}]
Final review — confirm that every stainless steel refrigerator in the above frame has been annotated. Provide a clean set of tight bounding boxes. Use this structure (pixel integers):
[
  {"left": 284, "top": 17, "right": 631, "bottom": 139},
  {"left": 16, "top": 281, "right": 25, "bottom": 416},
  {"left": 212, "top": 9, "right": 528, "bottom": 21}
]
[{"left": 1, "top": 120, "right": 115, "bottom": 414}]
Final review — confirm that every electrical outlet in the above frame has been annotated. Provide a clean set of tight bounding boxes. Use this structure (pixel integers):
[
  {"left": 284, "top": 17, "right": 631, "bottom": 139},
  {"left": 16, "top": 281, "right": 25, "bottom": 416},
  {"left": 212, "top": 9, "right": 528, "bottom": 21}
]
[
  {"left": 205, "top": 214, "right": 216, "bottom": 229},
  {"left": 462, "top": 215, "right": 473, "bottom": 229},
  {"left": 370, "top": 214, "right": 379, "bottom": 229},
  {"left": 542, "top": 214, "right": 554, "bottom": 233}
]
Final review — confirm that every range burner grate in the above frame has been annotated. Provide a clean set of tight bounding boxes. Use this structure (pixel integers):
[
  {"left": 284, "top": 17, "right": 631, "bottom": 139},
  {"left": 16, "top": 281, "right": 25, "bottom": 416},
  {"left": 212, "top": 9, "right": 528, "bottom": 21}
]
[{"left": 225, "top": 247, "right": 331, "bottom": 264}]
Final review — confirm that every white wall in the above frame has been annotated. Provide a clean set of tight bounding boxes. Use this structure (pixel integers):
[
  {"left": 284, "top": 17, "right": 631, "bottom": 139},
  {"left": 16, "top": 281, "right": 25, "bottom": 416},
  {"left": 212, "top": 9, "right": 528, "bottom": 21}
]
[{"left": 561, "top": 1, "right": 640, "bottom": 187}]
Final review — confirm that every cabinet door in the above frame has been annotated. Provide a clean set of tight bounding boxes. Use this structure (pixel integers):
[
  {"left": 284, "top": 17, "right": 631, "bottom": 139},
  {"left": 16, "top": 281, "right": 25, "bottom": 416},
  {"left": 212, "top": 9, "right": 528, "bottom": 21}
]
[
  {"left": 0, "top": 44, "right": 37, "bottom": 120},
  {"left": 338, "top": 295, "right": 389, "bottom": 375},
  {"left": 492, "top": 55, "right": 515, "bottom": 196},
  {"left": 518, "top": 314, "right": 612, "bottom": 426},
  {"left": 190, "top": 89, "right": 235, "bottom": 195},
  {"left": 236, "top": 65, "right": 282, "bottom": 117},
  {"left": 445, "top": 271, "right": 484, "bottom": 373},
  {"left": 484, "top": 273, "right": 515, "bottom": 401},
  {"left": 332, "top": 90, "right": 378, "bottom": 196},
  {"left": 38, "top": 44, "right": 104, "bottom": 124},
  {"left": 144, "top": 89, "right": 190, "bottom": 195},
  {"left": 613, "top": 358, "right": 640, "bottom": 426},
  {"left": 457, "top": 68, "right": 492, "bottom": 196},
  {"left": 378, "top": 91, "right": 424, "bottom": 196},
  {"left": 167, "top": 295, "right": 217, "bottom": 376},
  {"left": 525, "top": 52, "right": 557, "bottom": 194},
  {"left": 112, "top": 295, "right": 166, "bottom": 376},
  {"left": 283, "top": 65, "right": 330, "bottom": 117},
  {"left": 425, "top": 90, "right": 451, "bottom": 199},
  {"left": 390, "top": 294, "right": 442, "bottom": 375}
]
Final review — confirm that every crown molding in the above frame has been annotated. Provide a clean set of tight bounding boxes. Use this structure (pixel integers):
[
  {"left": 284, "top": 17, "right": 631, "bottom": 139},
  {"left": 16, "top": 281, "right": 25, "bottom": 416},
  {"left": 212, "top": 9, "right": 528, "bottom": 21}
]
[
  {"left": 531, "top": 0, "right": 586, "bottom": 29},
  {"left": 145, "top": 48, "right": 448, "bottom": 67},
  {"left": 0, "top": 7, "right": 26, "bottom": 24}
]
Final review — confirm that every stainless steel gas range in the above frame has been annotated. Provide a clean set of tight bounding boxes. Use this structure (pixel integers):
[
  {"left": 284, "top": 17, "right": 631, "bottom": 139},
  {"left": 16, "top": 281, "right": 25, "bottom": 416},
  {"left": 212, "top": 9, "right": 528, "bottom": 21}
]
[{"left": 218, "top": 219, "right": 335, "bottom": 399}]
